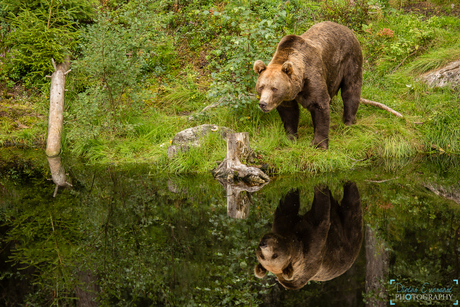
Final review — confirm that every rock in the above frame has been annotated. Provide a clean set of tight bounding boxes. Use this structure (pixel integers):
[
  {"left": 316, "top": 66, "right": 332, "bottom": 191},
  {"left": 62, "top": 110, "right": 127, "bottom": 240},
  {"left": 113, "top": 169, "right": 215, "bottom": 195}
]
[
  {"left": 422, "top": 60, "right": 460, "bottom": 89},
  {"left": 167, "top": 124, "right": 234, "bottom": 158}
]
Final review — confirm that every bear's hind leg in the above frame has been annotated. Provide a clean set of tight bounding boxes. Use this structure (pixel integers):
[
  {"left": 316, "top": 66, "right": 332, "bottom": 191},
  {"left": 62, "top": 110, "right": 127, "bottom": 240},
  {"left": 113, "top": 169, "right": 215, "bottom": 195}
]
[
  {"left": 341, "top": 84, "right": 360, "bottom": 126},
  {"left": 340, "top": 59, "right": 362, "bottom": 126},
  {"left": 276, "top": 100, "right": 299, "bottom": 140}
]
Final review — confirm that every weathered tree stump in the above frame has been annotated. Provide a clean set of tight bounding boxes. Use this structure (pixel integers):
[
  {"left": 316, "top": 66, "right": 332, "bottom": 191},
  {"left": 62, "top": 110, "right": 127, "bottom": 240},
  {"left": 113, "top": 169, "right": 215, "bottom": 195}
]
[{"left": 212, "top": 132, "right": 269, "bottom": 185}]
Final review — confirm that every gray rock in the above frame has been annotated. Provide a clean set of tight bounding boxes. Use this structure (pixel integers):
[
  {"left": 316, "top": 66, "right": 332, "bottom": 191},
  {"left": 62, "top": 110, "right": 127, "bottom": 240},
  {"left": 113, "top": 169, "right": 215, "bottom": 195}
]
[
  {"left": 422, "top": 60, "right": 460, "bottom": 89},
  {"left": 167, "top": 124, "right": 234, "bottom": 158}
]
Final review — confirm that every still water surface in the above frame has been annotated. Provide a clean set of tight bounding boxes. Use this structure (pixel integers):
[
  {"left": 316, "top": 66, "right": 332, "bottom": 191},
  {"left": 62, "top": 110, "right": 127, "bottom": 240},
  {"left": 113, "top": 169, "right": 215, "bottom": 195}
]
[{"left": 1, "top": 150, "right": 459, "bottom": 306}]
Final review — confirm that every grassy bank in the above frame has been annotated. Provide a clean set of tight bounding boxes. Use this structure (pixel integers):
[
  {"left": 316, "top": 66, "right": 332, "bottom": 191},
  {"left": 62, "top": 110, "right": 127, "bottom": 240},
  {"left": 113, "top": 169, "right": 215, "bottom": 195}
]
[{"left": 1, "top": 0, "right": 459, "bottom": 174}]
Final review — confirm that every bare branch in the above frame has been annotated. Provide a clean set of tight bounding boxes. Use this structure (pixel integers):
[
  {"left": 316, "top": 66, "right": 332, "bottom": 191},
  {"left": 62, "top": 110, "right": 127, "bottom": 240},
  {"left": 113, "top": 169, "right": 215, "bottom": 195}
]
[{"left": 360, "top": 98, "right": 403, "bottom": 118}]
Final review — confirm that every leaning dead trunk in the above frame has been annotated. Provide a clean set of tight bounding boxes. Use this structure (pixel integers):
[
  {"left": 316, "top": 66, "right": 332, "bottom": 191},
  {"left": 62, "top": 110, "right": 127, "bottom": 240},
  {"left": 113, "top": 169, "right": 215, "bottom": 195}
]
[
  {"left": 47, "top": 156, "right": 72, "bottom": 197},
  {"left": 46, "top": 58, "right": 70, "bottom": 157},
  {"left": 46, "top": 58, "right": 71, "bottom": 196},
  {"left": 212, "top": 132, "right": 269, "bottom": 185}
]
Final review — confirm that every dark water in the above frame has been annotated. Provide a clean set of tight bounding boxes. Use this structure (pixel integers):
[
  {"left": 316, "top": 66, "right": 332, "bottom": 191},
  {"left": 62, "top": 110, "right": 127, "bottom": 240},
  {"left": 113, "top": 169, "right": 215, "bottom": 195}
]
[{"left": 1, "top": 150, "right": 459, "bottom": 306}]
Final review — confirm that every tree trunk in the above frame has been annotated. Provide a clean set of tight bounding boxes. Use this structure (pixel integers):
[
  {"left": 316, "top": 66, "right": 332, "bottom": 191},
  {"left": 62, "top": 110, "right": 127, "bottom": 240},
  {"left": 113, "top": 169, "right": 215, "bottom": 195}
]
[
  {"left": 212, "top": 132, "right": 269, "bottom": 185},
  {"left": 75, "top": 269, "right": 100, "bottom": 307}
]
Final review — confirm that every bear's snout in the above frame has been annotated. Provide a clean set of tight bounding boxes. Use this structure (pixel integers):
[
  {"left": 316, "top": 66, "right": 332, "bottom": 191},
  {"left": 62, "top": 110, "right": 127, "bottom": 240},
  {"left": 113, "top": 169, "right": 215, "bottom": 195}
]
[
  {"left": 259, "top": 240, "right": 268, "bottom": 248},
  {"left": 259, "top": 101, "right": 268, "bottom": 112}
]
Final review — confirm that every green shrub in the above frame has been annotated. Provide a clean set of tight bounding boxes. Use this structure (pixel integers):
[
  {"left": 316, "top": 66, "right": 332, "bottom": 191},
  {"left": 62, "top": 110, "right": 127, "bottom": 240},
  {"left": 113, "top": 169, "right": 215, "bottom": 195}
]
[
  {"left": 67, "top": 1, "right": 162, "bottom": 153},
  {"left": 321, "top": 0, "right": 371, "bottom": 31},
  {"left": 0, "top": 0, "right": 94, "bottom": 87},
  {"left": 361, "top": 13, "right": 437, "bottom": 74}
]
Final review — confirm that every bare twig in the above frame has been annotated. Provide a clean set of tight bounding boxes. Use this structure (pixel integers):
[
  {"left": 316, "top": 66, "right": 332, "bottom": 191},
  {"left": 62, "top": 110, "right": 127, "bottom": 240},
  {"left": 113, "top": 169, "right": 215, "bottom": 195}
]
[
  {"left": 365, "top": 177, "right": 399, "bottom": 183},
  {"left": 392, "top": 51, "right": 417, "bottom": 73},
  {"left": 360, "top": 98, "right": 403, "bottom": 118},
  {"left": 51, "top": 58, "right": 57, "bottom": 71}
]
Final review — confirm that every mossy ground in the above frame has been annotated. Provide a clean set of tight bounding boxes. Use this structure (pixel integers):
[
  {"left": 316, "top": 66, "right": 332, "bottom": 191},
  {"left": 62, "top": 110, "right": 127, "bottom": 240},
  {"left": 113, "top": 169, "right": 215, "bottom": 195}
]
[{"left": 0, "top": 0, "right": 459, "bottom": 174}]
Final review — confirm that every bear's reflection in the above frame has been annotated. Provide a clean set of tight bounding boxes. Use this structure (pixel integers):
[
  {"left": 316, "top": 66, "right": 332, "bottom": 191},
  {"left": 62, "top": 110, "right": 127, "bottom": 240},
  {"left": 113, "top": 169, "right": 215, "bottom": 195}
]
[{"left": 255, "top": 183, "right": 363, "bottom": 290}]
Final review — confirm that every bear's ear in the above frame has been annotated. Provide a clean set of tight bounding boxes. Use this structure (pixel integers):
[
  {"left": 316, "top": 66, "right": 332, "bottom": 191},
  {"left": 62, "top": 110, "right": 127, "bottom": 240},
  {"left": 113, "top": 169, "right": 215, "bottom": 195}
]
[
  {"left": 254, "top": 264, "right": 267, "bottom": 278},
  {"left": 254, "top": 60, "right": 266, "bottom": 74},
  {"left": 282, "top": 263, "right": 294, "bottom": 280},
  {"left": 282, "top": 61, "right": 294, "bottom": 76}
]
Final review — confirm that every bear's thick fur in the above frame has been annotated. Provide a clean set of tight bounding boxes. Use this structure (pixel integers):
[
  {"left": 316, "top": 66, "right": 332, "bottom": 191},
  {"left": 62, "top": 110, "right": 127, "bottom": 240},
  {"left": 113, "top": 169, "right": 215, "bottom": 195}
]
[
  {"left": 254, "top": 183, "right": 363, "bottom": 290},
  {"left": 254, "top": 21, "right": 363, "bottom": 149}
]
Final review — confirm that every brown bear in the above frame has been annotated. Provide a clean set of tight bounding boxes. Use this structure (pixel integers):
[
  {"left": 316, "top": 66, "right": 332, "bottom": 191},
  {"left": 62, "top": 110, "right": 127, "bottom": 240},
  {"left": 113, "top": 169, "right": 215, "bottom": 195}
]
[
  {"left": 254, "top": 183, "right": 363, "bottom": 290},
  {"left": 253, "top": 21, "right": 363, "bottom": 149}
]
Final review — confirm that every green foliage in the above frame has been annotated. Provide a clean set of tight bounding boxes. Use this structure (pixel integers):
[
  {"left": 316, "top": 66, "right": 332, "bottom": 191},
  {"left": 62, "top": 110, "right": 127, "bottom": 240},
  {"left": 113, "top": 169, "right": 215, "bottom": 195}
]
[
  {"left": 321, "top": 0, "right": 371, "bottom": 31},
  {"left": 360, "top": 14, "right": 449, "bottom": 74},
  {"left": 67, "top": 2, "right": 164, "bottom": 154},
  {"left": 0, "top": 0, "right": 94, "bottom": 86}
]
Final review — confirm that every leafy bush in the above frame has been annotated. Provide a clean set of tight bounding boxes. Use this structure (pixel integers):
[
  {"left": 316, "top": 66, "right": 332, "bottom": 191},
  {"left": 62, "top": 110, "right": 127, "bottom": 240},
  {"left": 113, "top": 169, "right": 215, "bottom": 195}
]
[
  {"left": 67, "top": 1, "right": 163, "bottom": 151},
  {"left": 0, "top": 0, "right": 94, "bottom": 86},
  {"left": 361, "top": 14, "right": 437, "bottom": 73},
  {"left": 321, "top": 0, "right": 371, "bottom": 31}
]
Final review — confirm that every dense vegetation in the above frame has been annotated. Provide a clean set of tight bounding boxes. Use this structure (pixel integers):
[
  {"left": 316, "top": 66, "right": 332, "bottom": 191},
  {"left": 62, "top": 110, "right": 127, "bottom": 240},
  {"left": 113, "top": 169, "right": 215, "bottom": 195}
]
[{"left": 1, "top": 0, "right": 459, "bottom": 173}]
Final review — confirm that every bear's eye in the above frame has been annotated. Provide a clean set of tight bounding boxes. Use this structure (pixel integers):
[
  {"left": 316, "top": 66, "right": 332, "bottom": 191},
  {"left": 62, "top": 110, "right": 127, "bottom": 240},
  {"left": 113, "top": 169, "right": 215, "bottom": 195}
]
[
  {"left": 272, "top": 88, "right": 278, "bottom": 92},
  {"left": 272, "top": 254, "right": 278, "bottom": 259}
]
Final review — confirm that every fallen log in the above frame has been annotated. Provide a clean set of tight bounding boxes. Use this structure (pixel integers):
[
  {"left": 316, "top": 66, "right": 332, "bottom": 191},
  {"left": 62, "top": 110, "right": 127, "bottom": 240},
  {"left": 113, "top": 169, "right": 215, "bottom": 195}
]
[{"left": 212, "top": 132, "right": 269, "bottom": 185}]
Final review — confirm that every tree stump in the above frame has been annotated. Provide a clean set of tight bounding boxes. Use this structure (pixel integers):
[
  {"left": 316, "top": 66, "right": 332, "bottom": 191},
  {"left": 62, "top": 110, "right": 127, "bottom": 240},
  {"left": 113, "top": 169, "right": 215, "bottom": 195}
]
[{"left": 212, "top": 132, "right": 269, "bottom": 185}]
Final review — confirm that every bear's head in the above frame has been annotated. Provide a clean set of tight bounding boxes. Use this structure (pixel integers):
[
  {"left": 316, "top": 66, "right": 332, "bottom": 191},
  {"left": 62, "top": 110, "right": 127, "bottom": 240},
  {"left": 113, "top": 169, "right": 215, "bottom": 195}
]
[
  {"left": 254, "top": 232, "right": 301, "bottom": 281},
  {"left": 253, "top": 60, "right": 298, "bottom": 113}
]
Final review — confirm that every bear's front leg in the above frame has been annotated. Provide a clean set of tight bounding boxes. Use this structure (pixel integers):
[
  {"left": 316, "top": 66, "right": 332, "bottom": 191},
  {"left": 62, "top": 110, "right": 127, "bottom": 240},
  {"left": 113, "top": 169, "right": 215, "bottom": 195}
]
[
  {"left": 307, "top": 104, "right": 330, "bottom": 149},
  {"left": 276, "top": 100, "right": 299, "bottom": 140}
]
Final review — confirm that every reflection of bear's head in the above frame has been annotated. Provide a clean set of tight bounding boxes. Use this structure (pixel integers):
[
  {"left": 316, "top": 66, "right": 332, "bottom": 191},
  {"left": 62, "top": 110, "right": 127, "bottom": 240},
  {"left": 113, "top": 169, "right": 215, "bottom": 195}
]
[{"left": 255, "top": 183, "right": 363, "bottom": 290}]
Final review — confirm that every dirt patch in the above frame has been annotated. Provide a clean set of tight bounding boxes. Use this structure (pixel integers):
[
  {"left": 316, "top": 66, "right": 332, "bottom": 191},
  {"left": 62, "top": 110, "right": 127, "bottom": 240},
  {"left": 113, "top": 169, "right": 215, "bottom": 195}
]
[{"left": 403, "top": 1, "right": 460, "bottom": 18}]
